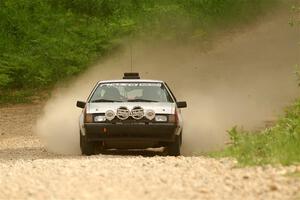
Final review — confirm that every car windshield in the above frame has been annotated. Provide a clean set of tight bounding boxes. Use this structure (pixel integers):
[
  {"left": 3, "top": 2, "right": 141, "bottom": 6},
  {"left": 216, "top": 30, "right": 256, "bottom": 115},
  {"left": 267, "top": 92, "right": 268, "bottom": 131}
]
[{"left": 89, "top": 82, "right": 174, "bottom": 103}]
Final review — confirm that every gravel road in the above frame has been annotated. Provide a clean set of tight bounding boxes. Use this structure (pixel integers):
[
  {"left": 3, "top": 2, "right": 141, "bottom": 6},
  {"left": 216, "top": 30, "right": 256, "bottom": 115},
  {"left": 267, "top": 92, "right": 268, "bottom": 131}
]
[{"left": 0, "top": 104, "right": 299, "bottom": 200}]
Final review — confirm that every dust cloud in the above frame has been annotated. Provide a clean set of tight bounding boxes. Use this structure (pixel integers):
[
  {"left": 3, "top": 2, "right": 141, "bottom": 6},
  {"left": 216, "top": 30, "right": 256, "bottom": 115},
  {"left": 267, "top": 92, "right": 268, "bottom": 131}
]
[{"left": 35, "top": 13, "right": 299, "bottom": 155}]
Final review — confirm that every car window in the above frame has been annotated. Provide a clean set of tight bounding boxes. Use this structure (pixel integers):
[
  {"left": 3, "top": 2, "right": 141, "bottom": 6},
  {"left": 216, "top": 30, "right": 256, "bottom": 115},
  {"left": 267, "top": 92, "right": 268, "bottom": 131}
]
[{"left": 89, "top": 82, "right": 174, "bottom": 103}]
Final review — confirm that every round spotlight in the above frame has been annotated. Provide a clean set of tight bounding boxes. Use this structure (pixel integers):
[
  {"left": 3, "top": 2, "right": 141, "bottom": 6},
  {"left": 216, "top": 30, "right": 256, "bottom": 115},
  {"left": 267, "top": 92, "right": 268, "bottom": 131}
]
[
  {"left": 116, "top": 106, "right": 130, "bottom": 120},
  {"left": 145, "top": 109, "right": 155, "bottom": 120},
  {"left": 105, "top": 110, "right": 115, "bottom": 121},
  {"left": 131, "top": 106, "right": 144, "bottom": 120}
]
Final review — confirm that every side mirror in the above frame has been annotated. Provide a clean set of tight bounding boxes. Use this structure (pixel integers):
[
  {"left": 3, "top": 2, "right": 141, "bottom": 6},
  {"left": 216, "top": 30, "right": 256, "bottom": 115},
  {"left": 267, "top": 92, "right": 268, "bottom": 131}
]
[
  {"left": 76, "top": 101, "right": 86, "bottom": 109},
  {"left": 177, "top": 101, "right": 187, "bottom": 108}
]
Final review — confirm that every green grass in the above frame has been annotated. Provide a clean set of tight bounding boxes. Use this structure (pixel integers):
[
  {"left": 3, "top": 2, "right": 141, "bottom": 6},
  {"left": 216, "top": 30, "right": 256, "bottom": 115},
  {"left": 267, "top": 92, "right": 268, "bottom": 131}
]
[
  {"left": 0, "top": 89, "right": 50, "bottom": 105},
  {"left": 0, "top": 90, "right": 33, "bottom": 104},
  {"left": 211, "top": 100, "right": 300, "bottom": 166},
  {"left": 0, "top": 0, "right": 281, "bottom": 104}
]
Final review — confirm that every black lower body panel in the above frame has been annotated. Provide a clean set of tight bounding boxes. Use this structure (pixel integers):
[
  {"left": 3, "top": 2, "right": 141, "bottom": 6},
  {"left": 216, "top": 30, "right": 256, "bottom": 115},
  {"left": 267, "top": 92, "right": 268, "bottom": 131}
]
[{"left": 84, "top": 122, "right": 177, "bottom": 149}]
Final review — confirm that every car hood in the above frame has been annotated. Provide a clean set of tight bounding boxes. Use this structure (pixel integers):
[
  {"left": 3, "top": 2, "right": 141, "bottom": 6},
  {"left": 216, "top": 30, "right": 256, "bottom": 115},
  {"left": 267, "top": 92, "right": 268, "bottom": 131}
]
[{"left": 87, "top": 102, "right": 175, "bottom": 115}]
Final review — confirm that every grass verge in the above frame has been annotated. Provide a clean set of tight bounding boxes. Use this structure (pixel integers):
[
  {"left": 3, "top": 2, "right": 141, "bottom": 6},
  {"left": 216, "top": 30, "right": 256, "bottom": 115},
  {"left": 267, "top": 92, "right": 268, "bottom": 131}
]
[
  {"left": 211, "top": 100, "right": 300, "bottom": 166},
  {"left": 0, "top": 89, "right": 50, "bottom": 105}
]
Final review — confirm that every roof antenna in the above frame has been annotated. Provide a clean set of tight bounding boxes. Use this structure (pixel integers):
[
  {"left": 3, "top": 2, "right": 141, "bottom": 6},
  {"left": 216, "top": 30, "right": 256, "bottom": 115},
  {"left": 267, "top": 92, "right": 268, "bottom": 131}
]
[{"left": 130, "top": 41, "right": 133, "bottom": 72}]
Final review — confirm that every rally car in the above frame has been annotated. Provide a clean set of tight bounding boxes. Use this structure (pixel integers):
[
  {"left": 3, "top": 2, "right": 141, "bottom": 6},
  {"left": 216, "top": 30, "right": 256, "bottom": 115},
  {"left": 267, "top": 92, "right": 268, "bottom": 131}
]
[{"left": 76, "top": 73, "right": 187, "bottom": 156}]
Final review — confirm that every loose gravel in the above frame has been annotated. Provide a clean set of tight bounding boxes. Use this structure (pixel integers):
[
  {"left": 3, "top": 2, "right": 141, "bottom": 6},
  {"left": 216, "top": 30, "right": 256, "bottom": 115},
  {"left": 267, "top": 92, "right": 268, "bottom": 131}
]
[{"left": 0, "top": 105, "right": 299, "bottom": 200}]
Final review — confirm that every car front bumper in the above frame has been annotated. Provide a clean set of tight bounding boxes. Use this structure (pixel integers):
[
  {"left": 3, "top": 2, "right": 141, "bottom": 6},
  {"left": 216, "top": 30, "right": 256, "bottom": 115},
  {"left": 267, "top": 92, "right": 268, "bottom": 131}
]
[{"left": 84, "top": 122, "right": 177, "bottom": 142}]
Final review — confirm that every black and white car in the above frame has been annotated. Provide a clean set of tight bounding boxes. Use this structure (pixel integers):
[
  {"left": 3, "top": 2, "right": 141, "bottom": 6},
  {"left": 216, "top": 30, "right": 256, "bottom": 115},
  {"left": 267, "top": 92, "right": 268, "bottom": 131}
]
[{"left": 76, "top": 73, "right": 187, "bottom": 156}]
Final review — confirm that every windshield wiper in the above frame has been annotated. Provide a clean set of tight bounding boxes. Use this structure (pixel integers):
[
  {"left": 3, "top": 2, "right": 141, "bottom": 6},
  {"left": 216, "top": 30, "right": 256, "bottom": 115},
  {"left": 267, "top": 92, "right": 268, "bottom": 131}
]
[
  {"left": 91, "top": 99, "right": 122, "bottom": 103},
  {"left": 127, "top": 99, "right": 158, "bottom": 102}
]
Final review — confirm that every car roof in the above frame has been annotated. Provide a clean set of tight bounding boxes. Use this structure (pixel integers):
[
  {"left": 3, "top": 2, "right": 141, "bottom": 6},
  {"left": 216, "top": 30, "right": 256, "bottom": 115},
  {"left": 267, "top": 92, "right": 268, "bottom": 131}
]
[{"left": 98, "top": 79, "right": 164, "bottom": 84}]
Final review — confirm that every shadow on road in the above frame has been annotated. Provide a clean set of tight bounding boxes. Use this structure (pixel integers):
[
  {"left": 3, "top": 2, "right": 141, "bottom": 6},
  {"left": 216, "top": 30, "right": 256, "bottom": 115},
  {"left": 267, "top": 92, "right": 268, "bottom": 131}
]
[
  {"left": 0, "top": 147, "right": 168, "bottom": 161},
  {"left": 98, "top": 148, "right": 167, "bottom": 157}
]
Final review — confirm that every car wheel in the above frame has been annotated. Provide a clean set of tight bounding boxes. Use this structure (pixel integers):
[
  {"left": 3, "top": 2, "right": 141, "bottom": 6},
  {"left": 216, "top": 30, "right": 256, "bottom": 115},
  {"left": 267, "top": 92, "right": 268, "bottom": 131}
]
[
  {"left": 167, "top": 134, "right": 181, "bottom": 156},
  {"left": 80, "top": 132, "right": 96, "bottom": 156}
]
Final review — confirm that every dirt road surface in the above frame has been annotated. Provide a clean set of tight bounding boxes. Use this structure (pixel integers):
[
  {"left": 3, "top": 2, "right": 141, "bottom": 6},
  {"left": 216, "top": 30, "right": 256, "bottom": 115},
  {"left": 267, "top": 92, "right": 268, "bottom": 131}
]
[{"left": 0, "top": 104, "right": 299, "bottom": 200}]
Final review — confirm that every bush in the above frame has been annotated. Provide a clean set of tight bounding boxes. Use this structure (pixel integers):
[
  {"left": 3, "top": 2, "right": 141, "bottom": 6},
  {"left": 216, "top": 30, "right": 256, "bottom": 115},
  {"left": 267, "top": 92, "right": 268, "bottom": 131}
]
[{"left": 0, "top": 0, "right": 279, "bottom": 99}]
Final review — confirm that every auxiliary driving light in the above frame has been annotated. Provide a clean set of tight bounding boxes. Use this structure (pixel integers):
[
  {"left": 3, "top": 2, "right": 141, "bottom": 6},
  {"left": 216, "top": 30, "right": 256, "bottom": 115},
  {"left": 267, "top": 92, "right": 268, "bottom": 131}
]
[
  {"left": 145, "top": 109, "right": 155, "bottom": 120},
  {"left": 131, "top": 106, "right": 144, "bottom": 120},
  {"left": 155, "top": 115, "right": 167, "bottom": 122},
  {"left": 105, "top": 110, "right": 115, "bottom": 121},
  {"left": 116, "top": 106, "right": 130, "bottom": 120}
]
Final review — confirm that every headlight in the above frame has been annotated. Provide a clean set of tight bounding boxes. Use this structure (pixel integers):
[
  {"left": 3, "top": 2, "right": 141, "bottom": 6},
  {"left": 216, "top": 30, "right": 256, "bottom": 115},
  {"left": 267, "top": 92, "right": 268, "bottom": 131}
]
[
  {"left": 94, "top": 115, "right": 106, "bottom": 122},
  {"left": 155, "top": 115, "right": 168, "bottom": 122}
]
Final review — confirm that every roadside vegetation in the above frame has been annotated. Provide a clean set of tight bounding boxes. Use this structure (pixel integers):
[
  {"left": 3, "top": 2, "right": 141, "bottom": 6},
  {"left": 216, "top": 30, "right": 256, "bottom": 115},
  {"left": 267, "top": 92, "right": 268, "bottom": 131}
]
[
  {"left": 212, "top": 5, "right": 300, "bottom": 166},
  {"left": 0, "top": 0, "right": 279, "bottom": 104},
  {"left": 212, "top": 101, "right": 300, "bottom": 166}
]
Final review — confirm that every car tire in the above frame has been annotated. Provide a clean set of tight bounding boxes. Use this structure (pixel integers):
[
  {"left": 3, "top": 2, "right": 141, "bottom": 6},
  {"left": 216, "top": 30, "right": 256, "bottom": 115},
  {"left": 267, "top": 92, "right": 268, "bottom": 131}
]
[
  {"left": 167, "top": 134, "right": 181, "bottom": 156},
  {"left": 80, "top": 132, "right": 96, "bottom": 156}
]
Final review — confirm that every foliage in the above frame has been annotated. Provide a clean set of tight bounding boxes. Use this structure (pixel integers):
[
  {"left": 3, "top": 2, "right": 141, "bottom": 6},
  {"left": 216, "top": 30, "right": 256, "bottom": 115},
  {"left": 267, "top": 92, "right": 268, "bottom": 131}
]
[
  {"left": 289, "top": 4, "right": 300, "bottom": 27},
  {"left": 212, "top": 100, "right": 300, "bottom": 166},
  {"left": 0, "top": 0, "right": 279, "bottom": 102}
]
